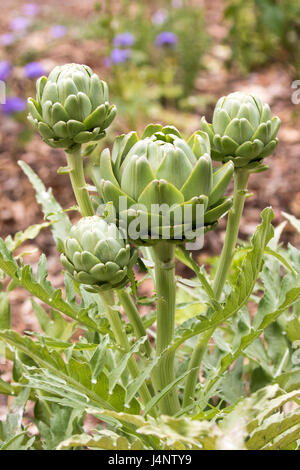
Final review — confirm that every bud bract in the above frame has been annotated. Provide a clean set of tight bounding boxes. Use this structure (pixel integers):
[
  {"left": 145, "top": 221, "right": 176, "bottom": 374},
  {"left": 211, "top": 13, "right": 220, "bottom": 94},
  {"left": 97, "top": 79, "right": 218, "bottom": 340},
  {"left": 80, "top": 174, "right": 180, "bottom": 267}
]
[
  {"left": 28, "top": 63, "right": 117, "bottom": 150},
  {"left": 201, "top": 92, "right": 281, "bottom": 169},
  {"left": 92, "top": 124, "right": 234, "bottom": 245},
  {"left": 60, "top": 216, "right": 137, "bottom": 291}
]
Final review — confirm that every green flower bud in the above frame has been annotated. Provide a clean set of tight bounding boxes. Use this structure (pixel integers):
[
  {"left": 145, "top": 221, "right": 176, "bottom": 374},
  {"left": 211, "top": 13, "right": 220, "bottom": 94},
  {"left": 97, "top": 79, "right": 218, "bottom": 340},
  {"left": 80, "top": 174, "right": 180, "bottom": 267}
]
[
  {"left": 60, "top": 216, "right": 137, "bottom": 291},
  {"left": 92, "top": 124, "right": 234, "bottom": 245},
  {"left": 28, "top": 63, "right": 117, "bottom": 151},
  {"left": 201, "top": 92, "right": 281, "bottom": 169}
]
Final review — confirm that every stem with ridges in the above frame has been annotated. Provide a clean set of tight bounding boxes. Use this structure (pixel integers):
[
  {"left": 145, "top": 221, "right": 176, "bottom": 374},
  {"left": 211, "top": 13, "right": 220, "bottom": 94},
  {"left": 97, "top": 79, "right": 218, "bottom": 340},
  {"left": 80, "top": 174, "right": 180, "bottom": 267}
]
[
  {"left": 182, "top": 329, "right": 212, "bottom": 408},
  {"left": 183, "top": 168, "right": 250, "bottom": 408},
  {"left": 100, "top": 290, "right": 154, "bottom": 412},
  {"left": 152, "top": 242, "right": 180, "bottom": 415},
  {"left": 65, "top": 148, "right": 94, "bottom": 217},
  {"left": 117, "top": 289, "right": 152, "bottom": 358},
  {"left": 212, "top": 169, "right": 250, "bottom": 298}
]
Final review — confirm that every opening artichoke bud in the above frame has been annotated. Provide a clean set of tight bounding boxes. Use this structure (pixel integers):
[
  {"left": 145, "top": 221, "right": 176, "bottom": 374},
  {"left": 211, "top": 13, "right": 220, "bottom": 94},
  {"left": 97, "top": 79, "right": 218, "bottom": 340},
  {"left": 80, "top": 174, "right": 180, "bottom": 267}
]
[
  {"left": 60, "top": 216, "right": 137, "bottom": 292},
  {"left": 201, "top": 92, "right": 281, "bottom": 169},
  {"left": 92, "top": 124, "right": 234, "bottom": 246},
  {"left": 27, "top": 63, "right": 117, "bottom": 151}
]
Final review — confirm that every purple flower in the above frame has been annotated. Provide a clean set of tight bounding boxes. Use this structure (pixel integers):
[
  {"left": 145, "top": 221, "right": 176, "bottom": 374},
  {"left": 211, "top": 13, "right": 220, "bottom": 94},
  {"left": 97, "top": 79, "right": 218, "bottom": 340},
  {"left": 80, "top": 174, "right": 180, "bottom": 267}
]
[
  {"left": 24, "top": 62, "right": 46, "bottom": 79},
  {"left": 2, "top": 97, "right": 26, "bottom": 115},
  {"left": 10, "top": 17, "right": 31, "bottom": 31},
  {"left": 0, "top": 61, "right": 12, "bottom": 81},
  {"left": 110, "top": 48, "right": 131, "bottom": 64},
  {"left": 50, "top": 25, "right": 67, "bottom": 38},
  {"left": 0, "top": 33, "right": 16, "bottom": 46},
  {"left": 155, "top": 31, "right": 178, "bottom": 47},
  {"left": 23, "top": 3, "right": 39, "bottom": 16},
  {"left": 113, "top": 33, "right": 135, "bottom": 47}
]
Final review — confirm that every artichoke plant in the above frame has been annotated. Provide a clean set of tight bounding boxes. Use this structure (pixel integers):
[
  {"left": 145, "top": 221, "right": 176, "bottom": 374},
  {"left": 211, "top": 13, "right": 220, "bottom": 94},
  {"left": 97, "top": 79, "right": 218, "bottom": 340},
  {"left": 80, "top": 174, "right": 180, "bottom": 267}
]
[
  {"left": 60, "top": 216, "right": 137, "bottom": 291},
  {"left": 92, "top": 125, "right": 234, "bottom": 245},
  {"left": 27, "top": 63, "right": 116, "bottom": 151},
  {"left": 201, "top": 92, "right": 281, "bottom": 168}
]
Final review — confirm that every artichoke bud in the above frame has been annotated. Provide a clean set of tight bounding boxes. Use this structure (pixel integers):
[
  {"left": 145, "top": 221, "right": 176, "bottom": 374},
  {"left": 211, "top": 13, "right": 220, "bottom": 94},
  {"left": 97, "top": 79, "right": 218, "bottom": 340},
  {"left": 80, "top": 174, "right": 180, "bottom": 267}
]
[
  {"left": 92, "top": 124, "right": 234, "bottom": 245},
  {"left": 201, "top": 92, "right": 281, "bottom": 169},
  {"left": 60, "top": 216, "right": 137, "bottom": 292},
  {"left": 28, "top": 63, "right": 117, "bottom": 151}
]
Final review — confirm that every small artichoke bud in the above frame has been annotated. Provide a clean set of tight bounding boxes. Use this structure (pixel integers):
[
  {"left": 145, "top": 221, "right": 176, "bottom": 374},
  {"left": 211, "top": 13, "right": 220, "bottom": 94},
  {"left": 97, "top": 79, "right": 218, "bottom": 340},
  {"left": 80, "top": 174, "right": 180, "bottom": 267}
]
[
  {"left": 92, "top": 124, "right": 234, "bottom": 245},
  {"left": 201, "top": 92, "right": 281, "bottom": 169},
  {"left": 60, "top": 216, "right": 137, "bottom": 291},
  {"left": 27, "top": 63, "right": 117, "bottom": 151}
]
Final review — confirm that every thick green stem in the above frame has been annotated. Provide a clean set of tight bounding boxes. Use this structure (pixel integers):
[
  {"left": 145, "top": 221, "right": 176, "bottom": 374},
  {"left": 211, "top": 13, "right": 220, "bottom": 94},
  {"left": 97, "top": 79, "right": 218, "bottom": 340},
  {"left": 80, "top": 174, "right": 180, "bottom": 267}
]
[
  {"left": 65, "top": 149, "right": 94, "bottom": 217},
  {"left": 182, "top": 329, "right": 212, "bottom": 408},
  {"left": 100, "top": 290, "right": 153, "bottom": 411},
  {"left": 152, "top": 242, "right": 180, "bottom": 415},
  {"left": 117, "top": 289, "right": 152, "bottom": 358},
  {"left": 183, "top": 169, "right": 250, "bottom": 408},
  {"left": 213, "top": 169, "right": 250, "bottom": 298}
]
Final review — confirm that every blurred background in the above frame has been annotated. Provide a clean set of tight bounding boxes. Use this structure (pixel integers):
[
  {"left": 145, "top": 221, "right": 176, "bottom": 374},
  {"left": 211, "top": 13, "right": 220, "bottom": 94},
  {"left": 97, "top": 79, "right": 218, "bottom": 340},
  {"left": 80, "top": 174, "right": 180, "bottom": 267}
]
[{"left": 0, "top": 0, "right": 300, "bottom": 330}]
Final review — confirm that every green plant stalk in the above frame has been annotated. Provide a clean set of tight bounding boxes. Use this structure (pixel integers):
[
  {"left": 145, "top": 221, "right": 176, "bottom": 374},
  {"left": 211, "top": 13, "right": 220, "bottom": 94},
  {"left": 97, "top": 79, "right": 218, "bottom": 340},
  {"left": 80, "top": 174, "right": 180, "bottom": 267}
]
[
  {"left": 182, "top": 329, "right": 212, "bottom": 408},
  {"left": 117, "top": 289, "right": 156, "bottom": 398},
  {"left": 65, "top": 148, "right": 94, "bottom": 217},
  {"left": 183, "top": 168, "right": 250, "bottom": 408},
  {"left": 101, "top": 290, "right": 154, "bottom": 411},
  {"left": 213, "top": 169, "right": 250, "bottom": 298},
  {"left": 117, "top": 289, "right": 152, "bottom": 358},
  {"left": 152, "top": 242, "right": 180, "bottom": 415}
]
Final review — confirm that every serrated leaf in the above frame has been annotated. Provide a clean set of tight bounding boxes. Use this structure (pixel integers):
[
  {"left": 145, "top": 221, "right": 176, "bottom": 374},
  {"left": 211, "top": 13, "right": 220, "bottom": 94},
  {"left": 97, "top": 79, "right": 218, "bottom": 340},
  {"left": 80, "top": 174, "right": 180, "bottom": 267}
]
[
  {"left": 18, "top": 161, "right": 71, "bottom": 243},
  {"left": 264, "top": 246, "right": 297, "bottom": 274},
  {"left": 5, "top": 222, "right": 52, "bottom": 252},
  {"left": 217, "top": 357, "right": 246, "bottom": 404},
  {"left": 109, "top": 337, "right": 147, "bottom": 392},
  {"left": 57, "top": 430, "right": 143, "bottom": 450},
  {"left": 275, "top": 369, "right": 300, "bottom": 392},
  {"left": 0, "top": 240, "right": 101, "bottom": 333},
  {"left": 175, "top": 246, "right": 219, "bottom": 308},
  {"left": 31, "top": 300, "right": 75, "bottom": 341},
  {"left": 138, "top": 415, "right": 221, "bottom": 450},
  {"left": 165, "top": 208, "right": 275, "bottom": 355},
  {"left": 0, "top": 329, "right": 114, "bottom": 412},
  {"left": 36, "top": 404, "right": 84, "bottom": 450},
  {"left": 262, "top": 423, "right": 300, "bottom": 450},
  {"left": 144, "top": 368, "right": 196, "bottom": 416},
  {"left": 248, "top": 387, "right": 300, "bottom": 433},
  {"left": 247, "top": 407, "right": 300, "bottom": 450},
  {"left": 1, "top": 433, "right": 36, "bottom": 450},
  {"left": 126, "top": 356, "right": 159, "bottom": 405},
  {"left": 218, "top": 385, "right": 300, "bottom": 448},
  {"left": 204, "top": 284, "right": 300, "bottom": 397},
  {"left": 0, "top": 388, "right": 30, "bottom": 447},
  {"left": 90, "top": 337, "right": 109, "bottom": 383},
  {"left": 264, "top": 322, "right": 289, "bottom": 369}
]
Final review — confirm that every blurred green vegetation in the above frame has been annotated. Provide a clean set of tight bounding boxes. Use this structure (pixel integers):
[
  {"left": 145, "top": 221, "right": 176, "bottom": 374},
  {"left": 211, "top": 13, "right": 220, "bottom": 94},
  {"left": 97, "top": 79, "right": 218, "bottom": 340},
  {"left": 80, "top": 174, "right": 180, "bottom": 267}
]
[
  {"left": 224, "top": 0, "right": 300, "bottom": 75},
  {"left": 83, "top": 0, "right": 210, "bottom": 125}
]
